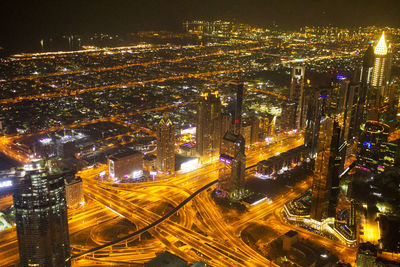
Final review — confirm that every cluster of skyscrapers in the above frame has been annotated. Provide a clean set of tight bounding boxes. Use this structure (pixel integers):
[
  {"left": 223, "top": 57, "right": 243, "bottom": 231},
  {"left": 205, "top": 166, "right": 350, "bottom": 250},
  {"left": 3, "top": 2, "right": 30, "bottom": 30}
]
[
  {"left": 284, "top": 31, "right": 398, "bottom": 232},
  {"left": 155, "top": 84, "right": 249, "bottom": 200}
]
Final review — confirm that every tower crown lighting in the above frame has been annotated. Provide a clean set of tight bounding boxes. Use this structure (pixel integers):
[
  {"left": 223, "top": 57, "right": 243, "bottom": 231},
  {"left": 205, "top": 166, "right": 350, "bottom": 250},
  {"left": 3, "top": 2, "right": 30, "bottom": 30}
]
[{"left": 374, "top": 32, "right": 388, "bottom": 56}]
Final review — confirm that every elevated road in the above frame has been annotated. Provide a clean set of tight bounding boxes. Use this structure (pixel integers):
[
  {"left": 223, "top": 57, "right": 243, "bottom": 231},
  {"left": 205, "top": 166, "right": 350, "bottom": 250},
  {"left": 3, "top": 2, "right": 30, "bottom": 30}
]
[{"left": 71, "top": 179, "right": 217, "bottom": 259}]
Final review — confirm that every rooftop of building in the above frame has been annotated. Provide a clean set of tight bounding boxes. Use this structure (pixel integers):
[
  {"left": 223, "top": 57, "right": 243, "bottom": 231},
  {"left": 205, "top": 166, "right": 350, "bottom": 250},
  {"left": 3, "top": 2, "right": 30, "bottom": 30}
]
[
  {"left": 180, "top": 142, "right": 196, "bottom": 149},
  {"left": 358, "top": 242, "right": 378, "bottom": 255},
  {"left": 65, "top": 175, "right": 82, "bottom": 184},
  {"left": 190, "top": 261, "right": 212, "bottom": 267},
  {"left": 374, "top": 32, "right": 388, "bottom": 56},
  {"left": 284, "top": 230, "right": 298, "bottom": 238},
  {"left": 144, "top": 251, "right": 187, "bottom": 267},
  {"left": 258, "top": 145, "right": 307, "bottom": 165},
  {"left": 143, "top": 154, "right": 157, "bottom": 161},
  {"left": 378, "top": 215, "right": 400, "bottom": 253},
  {"left": 108, "top": 148, "right": 142, "bottom": 160},
  {"left": 222, "top": 130, "right": 244, "bottom": 143}
]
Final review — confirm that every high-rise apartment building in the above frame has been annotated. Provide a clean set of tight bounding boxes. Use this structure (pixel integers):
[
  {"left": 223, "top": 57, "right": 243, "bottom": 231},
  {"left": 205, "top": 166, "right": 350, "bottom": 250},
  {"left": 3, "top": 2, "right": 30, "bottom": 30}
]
[
  {"left": 156, "top": 113, "right": 175, "bottom": 173},
  {"left": 13, "top": 161, "right": 71, "bottom": 267},
  {"left": 196, "top": 89, "right": 222, "bottom": 163},
  {"left": 280, "top": 66, "right": 306, "bottom": 131},
  {"left": 291, "top": 66, "right": 306, "bottom": 130}
]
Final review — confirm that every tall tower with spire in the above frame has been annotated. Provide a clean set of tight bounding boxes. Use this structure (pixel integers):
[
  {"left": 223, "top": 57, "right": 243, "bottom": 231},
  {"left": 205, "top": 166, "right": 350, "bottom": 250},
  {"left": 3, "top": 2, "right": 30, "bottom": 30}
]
[
  {"left": 371, "top": 32, "right": 388, "bottom": 88},
  {"left": 365, "top": 32, "right": 393, "bottom": 120}
]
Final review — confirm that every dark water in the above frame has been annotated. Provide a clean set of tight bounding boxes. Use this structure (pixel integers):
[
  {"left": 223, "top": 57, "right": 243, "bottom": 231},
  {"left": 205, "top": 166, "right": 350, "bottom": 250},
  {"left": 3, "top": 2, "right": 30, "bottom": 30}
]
[{"left": 0, "top": 153, "right": 20, "bottom": 171}]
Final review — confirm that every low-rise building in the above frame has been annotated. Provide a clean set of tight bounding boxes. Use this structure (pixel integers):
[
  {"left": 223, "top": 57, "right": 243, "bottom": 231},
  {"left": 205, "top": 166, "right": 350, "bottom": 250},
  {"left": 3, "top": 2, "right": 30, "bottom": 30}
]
[
  {"left": 65, "top": 175, "right": 84, "bottom": 208},
  {"left": 282, "top": 230, "right": 298, "bottom": 251},
  {"left": 108, "top": 149, "right": 143, "bottom": 181}
]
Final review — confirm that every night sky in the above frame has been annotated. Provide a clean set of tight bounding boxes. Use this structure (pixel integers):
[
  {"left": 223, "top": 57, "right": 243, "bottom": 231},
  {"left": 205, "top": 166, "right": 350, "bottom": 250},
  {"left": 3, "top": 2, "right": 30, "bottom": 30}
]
[{"left": 1, "top": 0, "right": 399, "bottom": 50}]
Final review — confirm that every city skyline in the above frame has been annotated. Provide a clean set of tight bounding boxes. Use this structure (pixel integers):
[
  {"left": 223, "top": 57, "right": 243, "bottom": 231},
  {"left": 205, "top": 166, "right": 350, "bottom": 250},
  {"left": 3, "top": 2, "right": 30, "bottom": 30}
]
[
  {"left": 1, "top": 0, "right": 400, "bottom": 52},
  {"left": 0, "top": 14, "right": 399, "bottom": 267}
]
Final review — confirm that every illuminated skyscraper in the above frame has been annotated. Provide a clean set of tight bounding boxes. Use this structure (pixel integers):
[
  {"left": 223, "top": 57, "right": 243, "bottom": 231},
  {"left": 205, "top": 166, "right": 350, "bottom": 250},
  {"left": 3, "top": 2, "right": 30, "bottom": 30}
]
[
  {"left": 331, "top": 77, "right": 362, "bottom": 143},
  {"left": 291, "top": 66, "right": 306, "bottom": 130},
  {"left": 367, "top": 32, "right": 393, "bottom": 120},
  {"left": 304, "top": 89, "right": 330, "bottom": 158},
  {"left": 280, "top": 66, "right": 306, "bottom": 131},
  {"left": 196, "top": 89, "right": 222, "bottom": 163},
  {"left": 156, "top": 113, "right": 175, "bottom": 173},
  {"left": 218, "top": 84, "right": 246, "bottom": 200},
  {"left": 310, "top": 117, "right": 342, "bottom": 221},
  {"left": 357, "top": 121, "right": 389, "bottom": 173},
  {"left": 356, "top": 44, "right": 375, "bottom": 135},
  {"left": 309, "top": 86, "right": 343, "bottom": 221},
  {"left": 371, "top": 32, "right": 388, "bottom": 88},
  {"left": 13, "top": 161, "right": 71, "bottom": 267}
]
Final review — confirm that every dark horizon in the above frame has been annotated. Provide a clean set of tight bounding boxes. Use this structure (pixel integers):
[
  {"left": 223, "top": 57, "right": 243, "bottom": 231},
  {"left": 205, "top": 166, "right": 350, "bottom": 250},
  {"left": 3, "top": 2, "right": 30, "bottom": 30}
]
[{"left": 1, "top": 0, "right": 400, "bottom": 52}]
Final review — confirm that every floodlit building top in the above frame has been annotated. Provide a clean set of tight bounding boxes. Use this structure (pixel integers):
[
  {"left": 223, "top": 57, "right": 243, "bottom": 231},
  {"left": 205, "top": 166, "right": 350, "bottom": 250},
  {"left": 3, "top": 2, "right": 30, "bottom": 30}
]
[{"left": 374, "top": 32, "right": 388, "bottom": 55}]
